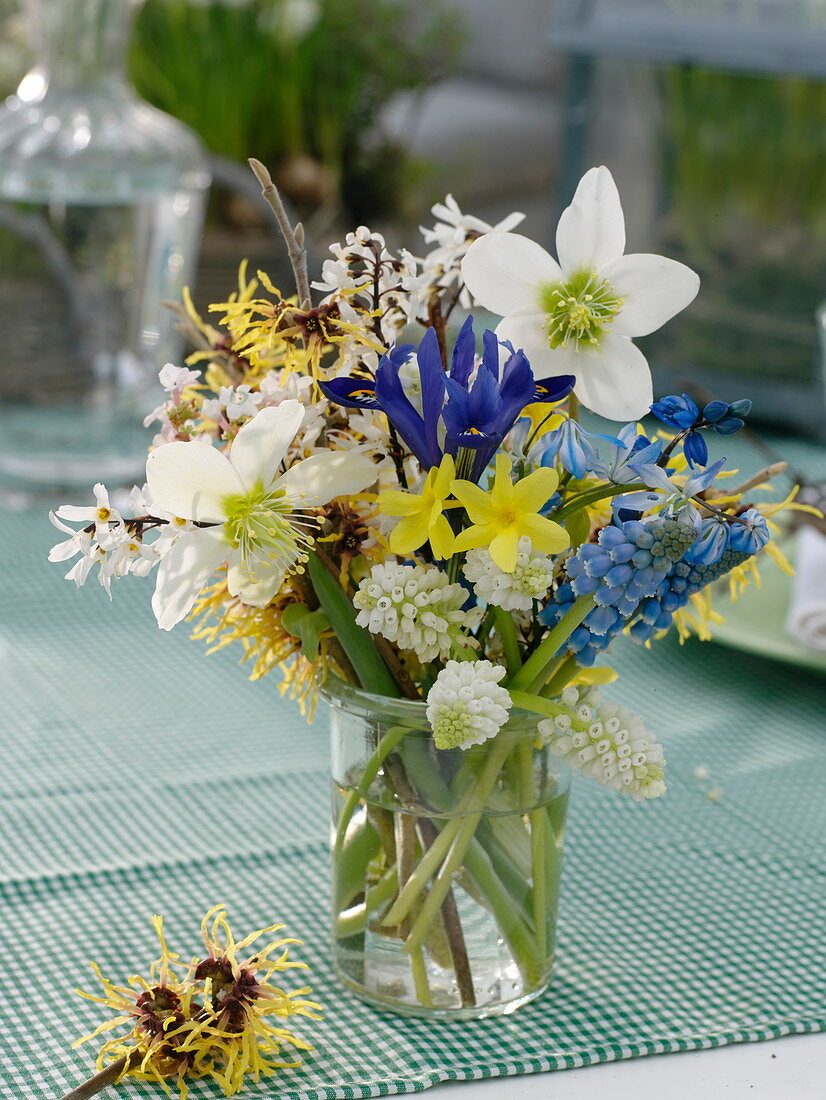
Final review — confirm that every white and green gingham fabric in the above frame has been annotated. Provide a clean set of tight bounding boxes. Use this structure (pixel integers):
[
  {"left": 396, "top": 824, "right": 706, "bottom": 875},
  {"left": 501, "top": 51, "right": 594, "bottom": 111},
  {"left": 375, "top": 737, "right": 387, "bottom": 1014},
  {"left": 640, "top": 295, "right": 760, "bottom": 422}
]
[{"left": 2, "top": 432, "right": 826, "bottom": 1098}]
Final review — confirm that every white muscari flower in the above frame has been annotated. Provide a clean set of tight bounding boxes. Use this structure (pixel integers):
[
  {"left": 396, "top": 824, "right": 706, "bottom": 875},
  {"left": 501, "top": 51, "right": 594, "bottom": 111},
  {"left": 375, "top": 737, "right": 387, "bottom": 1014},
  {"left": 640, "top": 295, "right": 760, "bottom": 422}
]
[
  {"left": 426, "top": 660, "right": 512, "bottom": 751},
  {"left": 146, "top": 400, "right": 377, "bottom": 630},
  {"left": 463, "top": 536, "right": 555, "bottom": 612},
  {"left": 461, "top": 166, "right": 700, "bottom": 421},
  {"left": 353, "top": 563, "right": 482, "bottom": 662},
  {"left": 538, "top": 685, "right": 666, "bottom": 801}
]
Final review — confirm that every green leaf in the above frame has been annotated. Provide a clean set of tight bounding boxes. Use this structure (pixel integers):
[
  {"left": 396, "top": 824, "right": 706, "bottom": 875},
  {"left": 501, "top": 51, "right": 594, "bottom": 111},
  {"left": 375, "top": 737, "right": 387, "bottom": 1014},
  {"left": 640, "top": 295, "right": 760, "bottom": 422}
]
[
  {"left": 281, "top": 603, "right": 330, "bottom": 662},
  {"left": 564, "top": 505, "right": 592, "bottom": 551},
  {"left": 306, "top": 553, "right": 400, "bottom": 697}
]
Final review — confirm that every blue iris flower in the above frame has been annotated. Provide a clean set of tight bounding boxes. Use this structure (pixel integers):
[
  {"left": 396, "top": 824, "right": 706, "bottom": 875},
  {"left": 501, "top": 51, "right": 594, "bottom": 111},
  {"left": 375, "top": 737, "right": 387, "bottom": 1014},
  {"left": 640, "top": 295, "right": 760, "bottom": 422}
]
[
  {"left": 320, "top": 317, "right": 575, "bottom": 474},
  {"left": 650, "top": 393, "right": 752, "bottom": 469}
]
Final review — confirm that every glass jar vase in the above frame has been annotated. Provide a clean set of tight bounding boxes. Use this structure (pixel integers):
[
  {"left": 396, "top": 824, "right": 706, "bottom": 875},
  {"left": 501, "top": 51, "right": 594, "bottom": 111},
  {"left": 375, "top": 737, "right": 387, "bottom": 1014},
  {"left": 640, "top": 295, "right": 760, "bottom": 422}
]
[
  {"left": 325, "top": 676, "right": 571, "bottom": 1018},
  {"left": 0, "top": 0, "right": 210, "bottom": 495}
]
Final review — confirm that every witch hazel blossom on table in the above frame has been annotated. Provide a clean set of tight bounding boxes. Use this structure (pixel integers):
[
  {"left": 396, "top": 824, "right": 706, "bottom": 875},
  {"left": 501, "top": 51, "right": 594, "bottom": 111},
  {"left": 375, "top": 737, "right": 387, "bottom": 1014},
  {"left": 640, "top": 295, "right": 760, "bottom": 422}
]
[{"left": 50, "top": 161, "right": 810, "bottom": 1027}]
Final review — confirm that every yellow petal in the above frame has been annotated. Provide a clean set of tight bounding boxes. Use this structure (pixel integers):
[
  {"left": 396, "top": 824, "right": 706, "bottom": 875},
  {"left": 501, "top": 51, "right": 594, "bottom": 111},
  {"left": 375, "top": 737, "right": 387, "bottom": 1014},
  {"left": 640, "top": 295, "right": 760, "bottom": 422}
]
[
  {"left": 451, "top": 479, "right": 493, "bottom": 523},
  {"left": 378, "top": 490, "right": 422, "bottom": 518},
  {"left": 432, "top": 454, "right": 457, "bottom": 499},
  {"left": 489, "top": 529, "right": 520, "bottom": 572},
  {"left": 428, "top": 514, "right": 456, "bottom": 560},
  {"left": 512, "top": 466, "right": 559, "bottom": 514},
  {"left": 519, "top": 513, "right": 570, "bottom": 554},
  {"left": 490, "top": 453, "right": 515, "bottom": 512},
  {"left": 453, "top": 522, "right": 499, "bottom": 554},
  {"left": 389, "top": 513, "right": 431, "bottom": 554}
]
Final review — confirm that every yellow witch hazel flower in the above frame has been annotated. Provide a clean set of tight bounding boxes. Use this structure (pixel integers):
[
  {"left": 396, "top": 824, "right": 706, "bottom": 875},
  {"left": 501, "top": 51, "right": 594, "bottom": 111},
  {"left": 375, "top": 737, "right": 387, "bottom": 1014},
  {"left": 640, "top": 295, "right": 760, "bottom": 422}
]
[
  {"left": 71, "top": 907, "right": 321, "bottom": 1100},
  {"left": 451, "top": 453, "right": 570, "bottom": 572},
  {"left": 378, "top": 454, "right": 458, "bottom": 560}
]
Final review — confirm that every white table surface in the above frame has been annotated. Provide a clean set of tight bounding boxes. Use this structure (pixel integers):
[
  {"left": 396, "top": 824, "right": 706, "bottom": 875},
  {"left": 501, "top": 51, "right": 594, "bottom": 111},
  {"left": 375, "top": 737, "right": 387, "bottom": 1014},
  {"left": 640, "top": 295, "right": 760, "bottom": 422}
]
[{"left": 433, "top": 1032, "right": 824, "bottom": 1098}]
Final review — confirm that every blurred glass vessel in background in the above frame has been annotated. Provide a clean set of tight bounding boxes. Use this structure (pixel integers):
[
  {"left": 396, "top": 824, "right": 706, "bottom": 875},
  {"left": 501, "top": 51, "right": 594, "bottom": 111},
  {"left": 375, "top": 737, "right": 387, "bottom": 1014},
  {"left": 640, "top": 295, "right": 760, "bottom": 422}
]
[{"left": 0, "top": 0, "right": 210, "bottom": 494}]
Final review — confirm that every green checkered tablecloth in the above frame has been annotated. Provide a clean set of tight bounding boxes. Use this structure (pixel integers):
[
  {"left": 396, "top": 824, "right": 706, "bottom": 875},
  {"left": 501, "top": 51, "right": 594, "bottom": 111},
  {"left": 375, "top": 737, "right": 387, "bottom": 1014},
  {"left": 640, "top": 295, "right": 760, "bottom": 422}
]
[{"left": 2, "top": 432, "right": 826, "bottom": 1099}]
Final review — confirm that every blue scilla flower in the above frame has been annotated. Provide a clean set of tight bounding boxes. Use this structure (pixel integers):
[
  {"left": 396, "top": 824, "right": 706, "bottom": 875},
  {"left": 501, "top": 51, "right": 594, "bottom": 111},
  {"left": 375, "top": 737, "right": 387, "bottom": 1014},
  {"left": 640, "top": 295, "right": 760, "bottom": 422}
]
[
  {"left": 702, "top": 399, "right": 752, "bottom": 435},
  {"left": 650, "top": 393, "right": 752, "bottom": 468},
  {"left": 651, "top": 393, "right": 699, "bottom": 430},
  {"left": 320, "top": 318, "right": 575, "bottom": 473},
  {"left": 590, "top": 422, "right": 664, "bottom": 484},
  {"left": 683, "top": 509, "right": 770, "bottom": 567},
  {"left": 536, "top": 418, "right": 620, "bottom": 480},
  {"left": 540, "top": 514, "right": 696, "bottom": 665}
]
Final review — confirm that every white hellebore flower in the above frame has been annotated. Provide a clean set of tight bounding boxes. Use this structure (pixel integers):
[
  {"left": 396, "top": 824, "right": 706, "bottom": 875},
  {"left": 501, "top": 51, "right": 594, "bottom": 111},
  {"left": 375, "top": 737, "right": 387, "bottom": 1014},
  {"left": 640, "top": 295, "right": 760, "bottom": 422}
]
[
  {"left": 145, "top": 400, "right": 376, "bottom": 630},
  {"left": 461, "top": 166, "right": 700, "bottom": 421}
]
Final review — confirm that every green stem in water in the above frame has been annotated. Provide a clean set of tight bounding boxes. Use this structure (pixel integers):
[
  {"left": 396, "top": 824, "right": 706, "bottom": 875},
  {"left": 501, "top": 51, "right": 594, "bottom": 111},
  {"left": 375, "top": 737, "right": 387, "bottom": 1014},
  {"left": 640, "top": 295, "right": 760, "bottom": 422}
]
[
  {"left": 410, "top": 945, "right": 434, "bottom": 1007},
  {"left": 396, "top": 728, "right": 520, "bottom": 951},
  {"left": 333, "top": 724, "right": 409, "bottom": 861},
  {"left": 495, "top": 606, "right": 521, "bottom": 677},
  {"left": 507, "top": 595, "right": 593, "bottom": 694},
  {"left": 334, "top": 865, "right": 399, "bottom": 939},
  {"left": 530, "top": 809, "right": 547, "bottom": 961}
]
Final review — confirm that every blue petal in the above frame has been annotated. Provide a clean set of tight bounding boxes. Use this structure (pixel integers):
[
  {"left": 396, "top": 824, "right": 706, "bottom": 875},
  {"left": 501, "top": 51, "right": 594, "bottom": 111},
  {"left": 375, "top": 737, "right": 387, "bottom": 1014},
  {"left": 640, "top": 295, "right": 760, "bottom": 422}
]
[
  {"left": 449, "top": 316, "right": 476, "bottom": 385},
  {"left": 319, "top": 377, "right": 381, "bottom": 410}
]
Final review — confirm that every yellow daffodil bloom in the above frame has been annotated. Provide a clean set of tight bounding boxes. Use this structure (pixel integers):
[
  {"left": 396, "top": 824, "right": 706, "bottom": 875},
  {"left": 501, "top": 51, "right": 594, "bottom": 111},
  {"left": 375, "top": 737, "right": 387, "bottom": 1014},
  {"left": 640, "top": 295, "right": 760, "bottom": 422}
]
[
  {"left": 378, "top": 455, "right": 457, "bottom": 560},
  {"left": 451, "top": 454, "right": 570, "bottom": 572}
]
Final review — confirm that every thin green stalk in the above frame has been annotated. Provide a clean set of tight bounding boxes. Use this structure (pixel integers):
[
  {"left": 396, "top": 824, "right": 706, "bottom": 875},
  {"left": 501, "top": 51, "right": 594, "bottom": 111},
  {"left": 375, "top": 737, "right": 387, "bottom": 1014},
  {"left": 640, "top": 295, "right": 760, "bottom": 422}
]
[
  {"left": 530, "top": 810, "right": 547, "bottom": 961},
  {"left": 333, "top": 724, "right": 409, "bottom": 860},
  {"left": 507, "top": 595, "right": 594, "bottom": 693},
  {"left": 410, "top": 946, "right": 434, "bottom": 1007},
  {"left": 541, "top": 654, "right": 579, "bottom": 699},
  {"left": 509, "top": 691, "right": 569, "bottom": 721},
  {"left": 399, "top": 728, "right": 520, "bottom": 950},
  {"left": 553, "top": 481, "right": 644, "bottom": 523},
  {"left": 495, "top": 606, "right": 521, "bottom": 677},
  {"left": 334, "top": 865, "right": 399, "bottom": 938}
]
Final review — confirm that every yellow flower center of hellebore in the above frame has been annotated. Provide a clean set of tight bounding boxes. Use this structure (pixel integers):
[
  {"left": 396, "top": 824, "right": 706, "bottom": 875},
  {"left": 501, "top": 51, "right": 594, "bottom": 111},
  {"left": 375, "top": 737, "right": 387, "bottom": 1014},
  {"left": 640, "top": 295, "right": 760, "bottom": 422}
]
[
  {"left": 222, "top": 483, "right": 316, "bottom": 577},
  {"left": 540, "top": 271, "right": 622, "bottom": 350}
]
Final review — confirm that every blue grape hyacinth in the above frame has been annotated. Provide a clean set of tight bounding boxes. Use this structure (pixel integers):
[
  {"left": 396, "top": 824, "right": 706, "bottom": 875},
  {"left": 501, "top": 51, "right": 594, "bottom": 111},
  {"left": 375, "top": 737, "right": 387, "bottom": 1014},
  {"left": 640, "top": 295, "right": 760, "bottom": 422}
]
[{"left": 540, "top": 515, "right": 697, "bottom": 665}]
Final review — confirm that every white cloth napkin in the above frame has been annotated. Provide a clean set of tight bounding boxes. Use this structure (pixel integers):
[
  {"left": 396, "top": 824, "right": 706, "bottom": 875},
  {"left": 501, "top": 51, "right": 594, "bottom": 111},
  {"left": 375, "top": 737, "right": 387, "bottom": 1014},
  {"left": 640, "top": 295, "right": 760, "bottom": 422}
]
[{"left": 786, "top": 525, "right": 826, "bottom": 651}]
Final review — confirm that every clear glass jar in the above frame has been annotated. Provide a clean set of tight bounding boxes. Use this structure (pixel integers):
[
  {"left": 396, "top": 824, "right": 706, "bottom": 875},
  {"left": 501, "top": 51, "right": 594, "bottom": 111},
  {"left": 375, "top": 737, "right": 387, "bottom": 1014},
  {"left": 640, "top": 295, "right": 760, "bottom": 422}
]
[
  {"left": 325, "top": 676, "right": 571, "bottom": 1019},
  {"left": 0, "top": 0, "right": 210, "bottom": 494}
]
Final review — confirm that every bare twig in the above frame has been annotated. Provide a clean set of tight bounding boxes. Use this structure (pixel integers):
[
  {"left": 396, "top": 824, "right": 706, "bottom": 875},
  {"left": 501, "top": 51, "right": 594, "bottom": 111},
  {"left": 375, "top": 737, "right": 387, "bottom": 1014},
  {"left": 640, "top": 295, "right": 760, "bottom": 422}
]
[
  {"left": 59, "top": 1053, "right": 136, "bottom": 1100},
  {"left": 728, "top": 461, "right": 788, "bottom": 498},
  {"left": 248, "top": 158, "right": 312, "bottom": 308}
]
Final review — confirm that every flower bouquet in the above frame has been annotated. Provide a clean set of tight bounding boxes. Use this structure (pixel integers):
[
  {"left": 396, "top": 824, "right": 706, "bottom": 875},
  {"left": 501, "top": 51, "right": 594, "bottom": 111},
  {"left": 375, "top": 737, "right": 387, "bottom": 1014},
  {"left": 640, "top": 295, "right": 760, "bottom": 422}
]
[{"left": 50, "top": 162, "right": 798, "bottom": 1019}]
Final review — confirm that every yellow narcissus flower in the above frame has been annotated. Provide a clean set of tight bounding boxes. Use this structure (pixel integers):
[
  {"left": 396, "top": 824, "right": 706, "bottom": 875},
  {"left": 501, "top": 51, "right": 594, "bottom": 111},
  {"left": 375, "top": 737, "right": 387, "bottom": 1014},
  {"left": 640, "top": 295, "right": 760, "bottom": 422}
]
[
  {"left": 377, "top": 454, "right": 457, "bottom": 560},
  {"left": 452, "top": 454, "right": 569, "bottom": 572}
]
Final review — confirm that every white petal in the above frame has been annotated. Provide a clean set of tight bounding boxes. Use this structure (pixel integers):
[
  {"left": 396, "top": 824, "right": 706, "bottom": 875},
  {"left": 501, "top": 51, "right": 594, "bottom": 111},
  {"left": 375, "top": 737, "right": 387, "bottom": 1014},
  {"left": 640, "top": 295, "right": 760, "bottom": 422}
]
[
  {"left": 603, "top": 253, "right": 700, "bottom": 337},
  {"left": 226, "top": 557, "right": 287, "bottom": 608},
  {"left": 494, "top": 312, "right": 582, "bottom": 376},
  {"left": 275, "top": 451, "right": 377, "bottom": 507},
  {"left": 146, "top": 441, "right": 242, "bottom": 523},
  {"left": 461, "top": 233, "right": 562, "bottom": 315},
  {"left": 556, "top": 166, "right": 625, "bottom": 275},
  {"left": 151, "top": 528, "right": 227, "bottom": 631},
  {"left": 571, "top": 333, "right": 653, "bottom": 422},
  {"left": 229, "top": 400, "right": 305, "bottom": 490}
]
